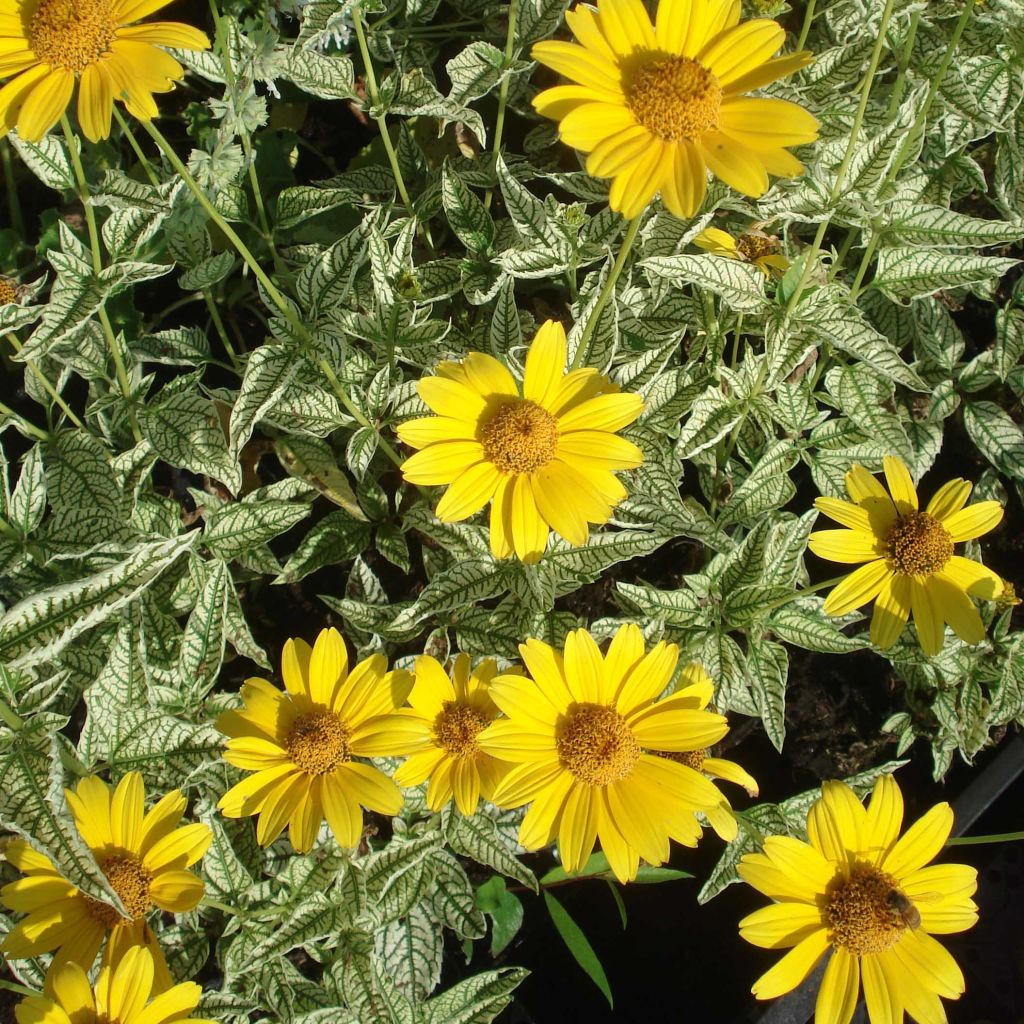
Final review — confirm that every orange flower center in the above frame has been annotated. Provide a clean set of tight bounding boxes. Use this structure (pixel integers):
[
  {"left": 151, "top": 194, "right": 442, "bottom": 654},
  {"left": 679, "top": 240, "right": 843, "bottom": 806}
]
[
  {"left": 655, "top": 747, "right": 707, "bottom": 771},
  {"left": 85, "top": 854, "right": 152, "bottom": 926},
  {"left": 0, "top": 278, "right": 17, "bottom": 306},
  {"left": 481, "top": 399, "right": 559, "bottom": 474},
  {"left": 434, "top": 702, "right": 489, "bottom": 758},
  {"left": 557, "top": 703, "right": 640, "bottom": 787},
  {"left": 885, "top": 511, "right": 953, "bottom": 577},
  {"left": 286, "top": 710, "right": 350, "bottom": 775},
  {"left": 736, "top": 233, "right": 779, "bottom": 263},
  {"left": 626, "top": 56, "right": 722, "bottom": 142},
  {"left": 825, "top": 866, "right": 909, "bottom": 955},
  {"left": 29, "top": 0, "right": 116, "bottom": 73}
]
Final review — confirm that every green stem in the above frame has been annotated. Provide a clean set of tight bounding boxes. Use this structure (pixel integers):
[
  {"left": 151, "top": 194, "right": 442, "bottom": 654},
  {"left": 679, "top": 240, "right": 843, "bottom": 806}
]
[
  {"left": 6, "top": 332, "right": 86, "bottom": 429},
  {"left": 113, "top": 106, "right": 159, "bottom": 186},
  {"left": 570, "top": 215, "right": 642, "bottom": 370},
  {"left": 201, "top": 897, "right": 244, "bottom": 917},
  {"left": 785, "top": 0, "right": 897, "bottom": 315},
  {"left": 203, "top": 289, "right": 242, "bottom": 371},
  {"left": 141, "top": 121, "right": 405, "bottom": 468},
  {"left": 60, "top": 115, "right": 142, "bottom": 442},
  {"left": 761, "top": 573, "right": 854, "bottom": 613},
  {"left": 849, "top": 2, "right": 973, "bottom": 300},
  {"left": 886, "top": 8, "right": 922, "bottom": 118},
  {"left": 0, "top": 980, "right": 36, "bottom": 998},
  {"left": 946, "top": 831, "right": 1024, "bottom": 847},
  {"left": 484, "top": 0, "right": 519, "bottom": 212},
  {"left": 796, "top": 0, "right": 818, "bottom": 52},
  {"left": 1, "top": 139, "right": 24, "bottom": 236},
  {"left": 351, "top": 5, "right": 416, "bottom": 217},
  {"left": 0, "top": 398, "right": 50, "bottom": 441}
]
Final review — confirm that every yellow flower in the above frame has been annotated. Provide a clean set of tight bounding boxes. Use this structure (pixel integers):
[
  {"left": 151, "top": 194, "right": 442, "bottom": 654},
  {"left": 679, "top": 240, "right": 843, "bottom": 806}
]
[
  {"left": 216, "top": 627, "right": 417, "bottom": 853},
  {"left": 15, "top": 945, "right": 215, "bottom": 1024},
  {"left": 0, "top": 772, "right": 211, "bottom": 989},
  {"left": 0, "top": 0, "right": 209, "bottom": 144},
  {"left": 477, "top": 624, "right": 739, "bottom": 883},
  {"left": 397, "top": 320, "right": 644, "bottom": 564},
  {"left": 739, "top": 775, "right": 977, "bottom": 1024},
  {"left": 692, "top": 225, "right": 789, "bottom": 276},
  {"left": 531, "top": 0, "right": 818, "bottom": 219},
  {"left": 392, "top": 653, "right": 511, "bottom": 816},
  {"left": 808, "top": 456, "right": 1004, "bottom": 657}
]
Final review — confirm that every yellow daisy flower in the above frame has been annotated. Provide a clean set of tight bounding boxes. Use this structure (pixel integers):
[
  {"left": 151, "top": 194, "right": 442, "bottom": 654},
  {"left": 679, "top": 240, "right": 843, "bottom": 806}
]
[
  {"left": 396, "top": 320, "right": 644, "bottom": 564},
  {"left": 476, "top": 624, "right": 739, "bottom": 883},
  {"left": 0, "top": 0, "right": 209, "bottom": 144},
  {"left": 692, "top": 225, "right": 789, "bottom": 276},
  {"left": 216, "top": 627, "right": 417, "bottom": 853},
  {"left": 531, "top": 0, "right": 818, "bottom": 219},
  {"left": 392, "top": 653, "right": 511, "bottom": 816},
  {"left": 0, "top": 771, "right": 211, "bottom": 989},
  {"left": 0, "top": 275, "right": 17, "bottom": 304},
  {"left": 739, "top": 775, "right": 977, "bottom": 1024},
  {"left": 15, "top": 945, "right": 215, "bottom": 1024},
  {"left": 808, "top": 456, "right": 1004, "bottom": 657}
]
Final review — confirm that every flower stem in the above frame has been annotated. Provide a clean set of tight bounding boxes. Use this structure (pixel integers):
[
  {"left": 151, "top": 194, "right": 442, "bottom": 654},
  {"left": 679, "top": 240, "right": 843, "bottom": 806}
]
[
  {"left": 61, "top": 115, "right": 142, "bottom": 443},
  {"left": 351, "top": 4, "right": 415, "bottom": 217},
  {"left": 484, "top": 0, "right": 519, "bottom": 212},
  {"left": 570, "top": 215, "right": 642, "bottom": 370},
  {"left": 849, "top": 1, "right": 973, "bottom": 300},
  {"left": 947, "top": 831, "right": 1024, "bottom": 847},
  {"left": 784, "top": 0, "right": 897, "bottom": 316},
  {"left": 140, "top": 119, "right": 404, "bottom": 468},
  {"left": 796, "top": 0, "right": 818, "bottom": 52},
  {"left": 6, "top": 332, "right": 85, "bottom": 430},
  {"left": 886, "top": 8, "right": 921, "bottom": 118},
  {"left": 1, "top": 139, "right": 24, "bottom": 236},
  {"left": 0, "top": 400, "right": 48, "bottom": 441}
]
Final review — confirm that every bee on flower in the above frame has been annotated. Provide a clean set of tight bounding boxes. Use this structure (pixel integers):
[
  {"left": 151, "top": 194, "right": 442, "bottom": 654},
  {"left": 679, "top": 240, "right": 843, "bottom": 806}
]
[
  {"left": 531, "top": 0, "right": 818, "bottom": 219},
  {"left": 739, "top": 775, "right": 977, "bottom": 1024},
  {"left": 692, "top": 225, "right": 789, "bottom": 276},
  {"left": 0, "top": 0, "right": 209, "bottom": 143},
  {"left": 809, "top": 456, "right": 1004, "bottom": 657}
]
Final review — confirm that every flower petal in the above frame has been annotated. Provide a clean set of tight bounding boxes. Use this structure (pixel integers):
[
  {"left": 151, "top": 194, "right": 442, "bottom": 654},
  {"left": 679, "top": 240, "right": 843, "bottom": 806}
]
[
  {"left": 751, "top": 929, "right": 830, "bottom": 1000},
  {"left": 815, "top": 947, "right": 860, "bottom": 1024},
  {"left": 808, "top": 529, "right": 884, "bottom": 564},
  {"left": 941, "top": 501, "right": 1003, "bottom": 542},
  {"left": 882, "top": 802, "right": 954, "bottom": 878},
  {"left": 870, "top": 573, "right": 911, "bottom": 650},
  {"left": 821, "top": 559, "right": 891, "bottom": 616}
]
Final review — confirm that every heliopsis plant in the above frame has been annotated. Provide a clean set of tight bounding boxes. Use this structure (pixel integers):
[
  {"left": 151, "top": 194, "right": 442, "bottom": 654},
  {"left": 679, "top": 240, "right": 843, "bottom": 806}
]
[
  {"left": 692, "top": 226, "right": 789, "bottom": 276},
  {"left": 477, "top": 624, "right": 745, "bottom": 882},
  {"left": 216, "top": 628, "right": 417, "bottom": 852},
  {"left": 739, "top": 775, "right": 977, "bottom": 1024},
  {"left": 15, "top": 945, "right": 215, "bottom": 1024},
  {"left": 397, "top": 319, "right": 644, "bottom": 563},
  {"left": 809, "top": 456, "right": 1004, "bottom": 656},
  {"left": 0, "top": 0, "right": 209, "bottom": 143},
  {"left": 0, "top": 772, "right": 210, "bottom": 988},
  {"left": 392, "top": 653, "right": 510, "bottom": 816},
  {"left": 532, "top": 0, "right": 818, "bottom": 218}
]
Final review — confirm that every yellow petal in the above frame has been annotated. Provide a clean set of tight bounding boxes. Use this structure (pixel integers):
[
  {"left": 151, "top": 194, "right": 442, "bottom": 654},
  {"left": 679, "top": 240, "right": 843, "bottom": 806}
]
[
  {"left": 142, "top": 823, "right": 212, "bottom": 873},
  {"left": 807, "top": 780, "right": 866, "bottom": 865},
  {"left": 870, "top": 573, "right": 911, "bottom": 650},
  {"left": 863, "top": 775, "right": 903, "bottom": 865},
  {"left": 401, "top": 441, "right": 485, "bottom": 486},
  {"left": 940, "top": 501, "right": 1003, "bottom": 542},
  {"left": 596, "top": 0, "right": 656, "bottom": 54},
  {"left": 739, "top": 902, "right": 824, "bottom": 949},
  {"left": 751, "top": 928, "right": 830, "bottom": 1000},
  {"left": 815, "top": 947, "right": 860, "bottom": 1024},
  {"left": 557, "top": 784, "right": 598, "bottom": 874},
  {"left": 114, "top": 22, "right": 210, "bottom": 49},
  {"left": 609, "top": 136, "right": 666, "bottom": 219},
  {"left": 692, "top": 227, "right": 739, "bottom": 257},
  {"left": 435, "top": 461, "right": 501, "bottom": 521},
  {"left": 699, "top": 20, "right": 783, "bottom": 87},
  {"left": 699, "top": 131, "right": 768, "bottom": 198},
  {"left": 924, "top": 478, "right": 971, "bottom": 521},
  {"left": 16, "top": 66, "right": 73, "bottom": 143},
  {"left": 586, "top": 123, "right": 654, "bottom": 178},
  {"left": 889, "top": 928, "right": 964, "bottom": 1000},
  {"left": 910, "top": 577, "right": 944, "bottom": 657},
  {"left": 322, "top": 774, "right": 362, "bottom": 848},
  {"left": 718, "top": 97, "right": 819, "bottom": 149},
  {"left": 308, "top": 627, "right": 348, "bottom": 709},
  {"left": 510, "top": 473, "right": 549, "bottom": 563},
  {"left": 882, "top": 802, "right": 953, "bottom": 878},
  {"left": 524, "top": 320, "right": 569, "bottom": 407},
  {"left": 462, "top": 351, "right": 518, "bottom": 399},
  {"left": 883, "top": 455, "right": 918, "bottom": 516},
  {"left": 808, "top": 529, "right": 884, "bottom": 565},
  {"left": 530, "top": 40, "right": 623, "bottom": 94},
  {"left": 725, "top": 50, "right": 813, "bottom": 95},
  {"left": 336, "top": 762, "right": 403, "bottom": 815},
  {"left": 821, "top": 559, "right": 891, "bottom": 616},
  {"left": 614, "top": 639, "right": 678, "bottom": 715},
  {"left": 417, "top": 375, "right": 488, "bottom": 420},
  {"left": 77, "top": 63, "right": 114, "bottom": 142},
  {"left": 937, "top": 556, "right": 1002, "bottom": 600},
  {"left": 661, "top": 139, "right": 707, "bottom": 219},
  {"left": 557, "top": 100, "right": 637, "bottom": 151},
  {"left": 929, "top": 575, "right": 985, "bottom": 646},
  {"left": 861, "top": 952, "right": 900, "bottom": 1024}
]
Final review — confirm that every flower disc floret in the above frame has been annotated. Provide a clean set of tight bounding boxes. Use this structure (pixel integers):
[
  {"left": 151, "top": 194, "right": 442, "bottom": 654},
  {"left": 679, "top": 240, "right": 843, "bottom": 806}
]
[
  {"left": 434, "top": 702, "right": 489, "bottom": 758},
  {"left": 626, "top": 55, "right": 722, "bottom": 141},
  {"left": 286, "top": 710, "right": 350, "bottom": 775},
  {"left": 0, "top": 277, "right": 17, "bottom": 305},
  {"left": 481, "top": 400, "right": 559, "bottom": 474},
  {"left": 885, "top": 511, "right": 953, "bottom": 577},
  {"left": 29, "top": 0, "right": 115, "bottom": 72},
  {"left": 100, "top": 854, "right": 152, "bottom": 920},
  {"left": 736, "top": 233, "right": 778, "bottom": 263},
  {"left": 825, "top": 866, "right": 906, "bottom": 955},
  {"left": 557, "top": 703, "right": 640, "bottom": 786}
]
